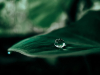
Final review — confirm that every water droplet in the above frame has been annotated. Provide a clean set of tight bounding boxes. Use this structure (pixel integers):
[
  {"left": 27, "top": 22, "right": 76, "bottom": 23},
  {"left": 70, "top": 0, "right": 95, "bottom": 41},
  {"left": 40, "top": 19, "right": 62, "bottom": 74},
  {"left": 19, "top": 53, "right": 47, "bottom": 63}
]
[
  {"left": 8, "top": 51, "right": 11, "bottom": 54},
  {"left": 54, "top": 38, "right": 66, "bottom": 48}
]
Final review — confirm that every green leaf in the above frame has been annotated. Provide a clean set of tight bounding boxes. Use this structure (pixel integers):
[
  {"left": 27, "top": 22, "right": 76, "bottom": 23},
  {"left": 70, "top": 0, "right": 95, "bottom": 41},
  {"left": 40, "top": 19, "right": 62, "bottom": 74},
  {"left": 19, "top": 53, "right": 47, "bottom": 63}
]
[{"left": 8, "top": 11, "right": 100, "bottom": 58}]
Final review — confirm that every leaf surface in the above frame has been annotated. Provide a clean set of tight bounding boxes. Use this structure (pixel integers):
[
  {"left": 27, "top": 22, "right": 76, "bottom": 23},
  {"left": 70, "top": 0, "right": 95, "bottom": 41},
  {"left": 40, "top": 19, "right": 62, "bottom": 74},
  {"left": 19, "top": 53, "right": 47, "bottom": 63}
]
[{"left": 8, "top": 11, "right": 100, "bottom": 58}]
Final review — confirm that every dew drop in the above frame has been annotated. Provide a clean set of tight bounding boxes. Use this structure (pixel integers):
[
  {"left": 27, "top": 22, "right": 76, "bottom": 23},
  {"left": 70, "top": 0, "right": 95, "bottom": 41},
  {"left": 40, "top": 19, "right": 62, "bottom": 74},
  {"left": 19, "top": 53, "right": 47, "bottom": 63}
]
[
  {"left": 54, "top": 38, "right": 66, "bottom": 48},
  {"left": 8, "top": 51, "right": 11, "bottom": 54}
]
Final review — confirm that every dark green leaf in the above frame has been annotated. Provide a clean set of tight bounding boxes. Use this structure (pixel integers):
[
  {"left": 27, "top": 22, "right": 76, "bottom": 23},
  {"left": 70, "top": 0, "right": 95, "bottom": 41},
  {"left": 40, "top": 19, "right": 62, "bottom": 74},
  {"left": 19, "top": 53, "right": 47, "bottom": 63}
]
[{"left": 8, "top": 11, "right": 100, "bottom": 58}]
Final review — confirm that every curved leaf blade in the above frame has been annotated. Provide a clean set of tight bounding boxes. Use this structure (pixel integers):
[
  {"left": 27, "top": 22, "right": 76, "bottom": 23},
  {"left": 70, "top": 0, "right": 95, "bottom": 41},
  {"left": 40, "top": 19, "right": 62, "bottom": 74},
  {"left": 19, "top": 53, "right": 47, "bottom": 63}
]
[{"left": 8, "top": 11, "right": 100, "bottom": 58}]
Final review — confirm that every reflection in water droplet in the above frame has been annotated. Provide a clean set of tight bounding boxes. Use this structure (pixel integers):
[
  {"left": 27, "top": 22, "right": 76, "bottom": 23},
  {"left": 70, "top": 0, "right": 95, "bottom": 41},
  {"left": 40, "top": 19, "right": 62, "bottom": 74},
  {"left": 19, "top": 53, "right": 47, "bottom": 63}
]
[
  {"left": 8, "top": 51, "right": 11, "bottom": 54},
  {"left": 54, "top": 38, "right": 66, "bottom": 48}
]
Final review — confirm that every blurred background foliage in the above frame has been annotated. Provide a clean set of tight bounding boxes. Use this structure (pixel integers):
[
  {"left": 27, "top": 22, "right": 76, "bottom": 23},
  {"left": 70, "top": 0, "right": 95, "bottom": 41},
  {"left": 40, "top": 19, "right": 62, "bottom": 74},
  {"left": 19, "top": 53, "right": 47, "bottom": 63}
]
[
  {"left": 0, "top": 0, "right": 69, "bottom": 36},
  {"left": 0, "top": 0, "right": 99, "bottom": 37}
]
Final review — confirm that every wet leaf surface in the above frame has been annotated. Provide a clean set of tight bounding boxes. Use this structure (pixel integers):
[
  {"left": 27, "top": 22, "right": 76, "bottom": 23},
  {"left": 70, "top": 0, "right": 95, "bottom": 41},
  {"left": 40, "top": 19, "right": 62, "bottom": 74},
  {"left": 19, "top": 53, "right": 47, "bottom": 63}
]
[{"left": 8, "top": 11, "right": 100, "bottom": 58}]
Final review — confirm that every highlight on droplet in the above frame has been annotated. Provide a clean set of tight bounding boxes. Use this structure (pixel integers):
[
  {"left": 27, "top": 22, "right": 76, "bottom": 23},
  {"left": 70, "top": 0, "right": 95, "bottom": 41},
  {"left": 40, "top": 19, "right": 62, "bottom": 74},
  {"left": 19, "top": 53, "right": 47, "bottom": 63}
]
[{"left": 8, "top": 51, "right": 11, "bottom": 54}]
